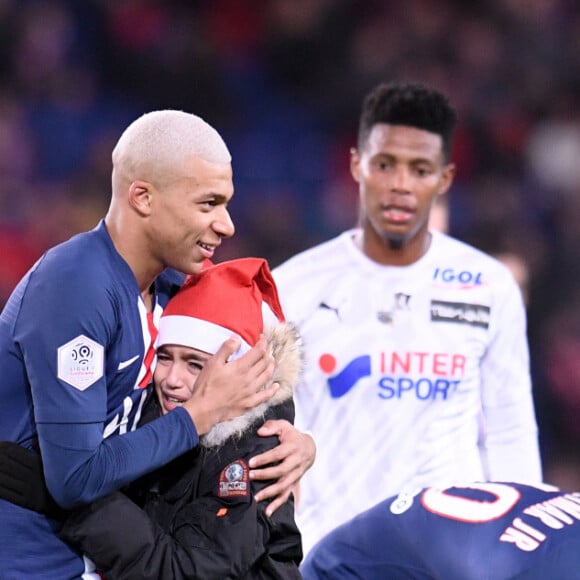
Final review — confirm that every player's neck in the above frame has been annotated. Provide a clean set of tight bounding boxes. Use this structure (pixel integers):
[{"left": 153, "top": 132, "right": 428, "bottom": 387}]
[
  {"left": 141, "top": 286, "right": 154, "bottom": 311},
  {"left": 355, "top": 229, "right": 432, "bottom": 266},
  {"left": 105, "top": 214, "right": 163, "bottom": 302}
]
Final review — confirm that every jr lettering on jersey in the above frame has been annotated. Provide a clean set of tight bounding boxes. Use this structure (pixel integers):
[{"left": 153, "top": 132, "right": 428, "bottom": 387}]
[{"left": 500, "top": 493, "right": 580, "bottom": 551}]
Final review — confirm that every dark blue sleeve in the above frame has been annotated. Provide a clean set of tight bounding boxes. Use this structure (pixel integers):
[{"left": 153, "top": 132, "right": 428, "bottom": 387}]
[
  {"left": 17, "top": 252, "right": 119, "bottom": 424},
  {"left": 38, "top": 408, "right": 198, "bottom": 508},
  {"left": 14, "top": 249, "right": 197, "bottom": 508}
]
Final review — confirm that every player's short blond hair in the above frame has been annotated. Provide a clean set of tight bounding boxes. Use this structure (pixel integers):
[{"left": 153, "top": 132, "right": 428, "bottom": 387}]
[{"left": 112, "top": 110, "right": 231, "bottom": 186}]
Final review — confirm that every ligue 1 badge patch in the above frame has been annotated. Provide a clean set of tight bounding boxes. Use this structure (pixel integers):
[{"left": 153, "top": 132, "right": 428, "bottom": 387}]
[
  {"left": 218, "top": 459, "right": 250, "bottom": 498},
  {"left": 57, "top": 334, "right": 104, "bottom": 391}
]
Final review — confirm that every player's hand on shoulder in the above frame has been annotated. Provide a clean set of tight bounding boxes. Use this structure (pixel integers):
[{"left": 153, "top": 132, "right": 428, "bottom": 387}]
[{"left": 250, "top": 421, "right": 316, "bottom": 516}]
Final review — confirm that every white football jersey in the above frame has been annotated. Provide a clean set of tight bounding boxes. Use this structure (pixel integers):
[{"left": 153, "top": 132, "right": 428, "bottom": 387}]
[{"left": 274, "top": 229, "right": 542, "bottom": 555}]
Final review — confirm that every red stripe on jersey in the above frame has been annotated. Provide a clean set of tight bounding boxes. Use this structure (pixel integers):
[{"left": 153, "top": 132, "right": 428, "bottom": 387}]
[{"left": 138, "top": 311, "right": 158, "bottom": 388}]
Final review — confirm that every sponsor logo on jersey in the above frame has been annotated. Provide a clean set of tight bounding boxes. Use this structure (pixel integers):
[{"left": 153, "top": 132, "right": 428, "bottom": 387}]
[
  {"left": 57, "top": 334, "right": 104, "bottom": 390},
  {"left": 319, "top": 353, "right": 372, "bottom": 398},
  {"left": 431, "top": 300, "right": 490, "bottom": 328},
  {"left": 218, "top": 459, "right": 250, "bottom": 498},
  {"left": 432, "top": 267, "right": 484, "bottom": 289},
  {"left": 318, "top": 351, "right": 466, "bottom": 400}
]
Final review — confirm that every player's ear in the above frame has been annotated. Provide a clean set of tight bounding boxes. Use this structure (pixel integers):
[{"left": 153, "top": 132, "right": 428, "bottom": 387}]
[
  {"left": 350, "top": 147, "right": 362, "bottom": 183},
  {"left": 438, "top": 163, "right": 456, "bottom": 195},
  {"left": 128, "top": 180, "right": 153, "bottom": 216}
]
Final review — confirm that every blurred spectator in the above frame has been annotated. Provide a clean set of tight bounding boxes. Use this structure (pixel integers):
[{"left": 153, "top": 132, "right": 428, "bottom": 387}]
[{"left": 1, "top": 0, "right": 580, "bottom": 486}]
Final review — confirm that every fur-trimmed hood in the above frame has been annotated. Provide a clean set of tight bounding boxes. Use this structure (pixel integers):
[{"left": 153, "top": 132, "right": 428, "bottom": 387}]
[{"left": 201, "top": 322, "right": 304, "bottom": 447}]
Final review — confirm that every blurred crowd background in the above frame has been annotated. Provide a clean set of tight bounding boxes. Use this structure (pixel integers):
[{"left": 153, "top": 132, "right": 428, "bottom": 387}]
[{"left": 1, "top": 0, "right": 580, "bottom": 487}]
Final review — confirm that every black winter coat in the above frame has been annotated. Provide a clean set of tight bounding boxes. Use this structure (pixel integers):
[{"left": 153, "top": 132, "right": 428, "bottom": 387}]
[{"left": 60, "top": 396, "right": 302, "bottom": 579}]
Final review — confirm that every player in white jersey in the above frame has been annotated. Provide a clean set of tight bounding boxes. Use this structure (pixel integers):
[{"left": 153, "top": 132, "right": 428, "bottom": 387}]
[{"left": 273, "top": 81, "right": 542, "bottom": 555}]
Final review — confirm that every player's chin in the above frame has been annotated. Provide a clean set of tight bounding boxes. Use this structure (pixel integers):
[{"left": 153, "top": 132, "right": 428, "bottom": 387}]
[
  {"left": 177, "top": 253, "right": 208, "bottom": 275},
  {"left": 380, "top": 226, "right": 410, "bottom": 242},
  {"left": 180, "top": 262, "right": 204, "bottom": 276},
  {"left": 381, "top": 219, "right": 424, "bottom": 242},
  {"left": 186, "top": 259, "right": 206, "bottom": 274}
]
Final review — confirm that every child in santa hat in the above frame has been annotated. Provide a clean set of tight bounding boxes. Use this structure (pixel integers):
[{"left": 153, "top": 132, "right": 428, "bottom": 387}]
[{"left": 60, "top": 258, "right": 304, "bottom": 579}]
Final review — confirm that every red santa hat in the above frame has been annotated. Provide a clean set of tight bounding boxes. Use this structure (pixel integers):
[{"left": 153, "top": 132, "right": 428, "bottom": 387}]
[{"left": 157, "top": 258, "right": 285, "bottom": 359}]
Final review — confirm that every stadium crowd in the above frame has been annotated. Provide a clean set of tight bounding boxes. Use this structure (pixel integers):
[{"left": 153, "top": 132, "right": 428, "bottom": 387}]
[{"left": 1, "top": 0, "right": 580, "bottom": 487}]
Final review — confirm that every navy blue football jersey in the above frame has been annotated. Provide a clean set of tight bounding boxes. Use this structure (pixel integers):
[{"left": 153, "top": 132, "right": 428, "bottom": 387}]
[
  {"left": 301, "top": 482, "right": 580, "bottom": 580},
  {"left": 0, "top": 221, "right": 199, "bottom": 578}
]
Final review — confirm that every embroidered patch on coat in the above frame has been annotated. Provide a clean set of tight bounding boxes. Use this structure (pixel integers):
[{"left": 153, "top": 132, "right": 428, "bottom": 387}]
[
  {"left": 57, "top": 334, "right": 104, "bottom": 391},
  {"left": 218, "top": 459, "right": 250, "bottom": 498}
]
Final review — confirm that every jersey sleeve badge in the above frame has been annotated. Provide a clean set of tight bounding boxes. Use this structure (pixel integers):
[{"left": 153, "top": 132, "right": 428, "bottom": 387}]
[{"left": 57, "top": 334, "right": 104, "bottom": 391}]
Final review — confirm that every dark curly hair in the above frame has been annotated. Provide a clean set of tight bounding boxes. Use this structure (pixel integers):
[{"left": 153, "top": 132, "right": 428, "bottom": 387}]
[{"left": 358, "top": 82, "right": 457, "bottom": 161}]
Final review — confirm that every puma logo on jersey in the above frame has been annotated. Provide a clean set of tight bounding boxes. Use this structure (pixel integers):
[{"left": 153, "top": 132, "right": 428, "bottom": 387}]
[{"left": 318, "top": 302, "right": 341, "bottom": 320}]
